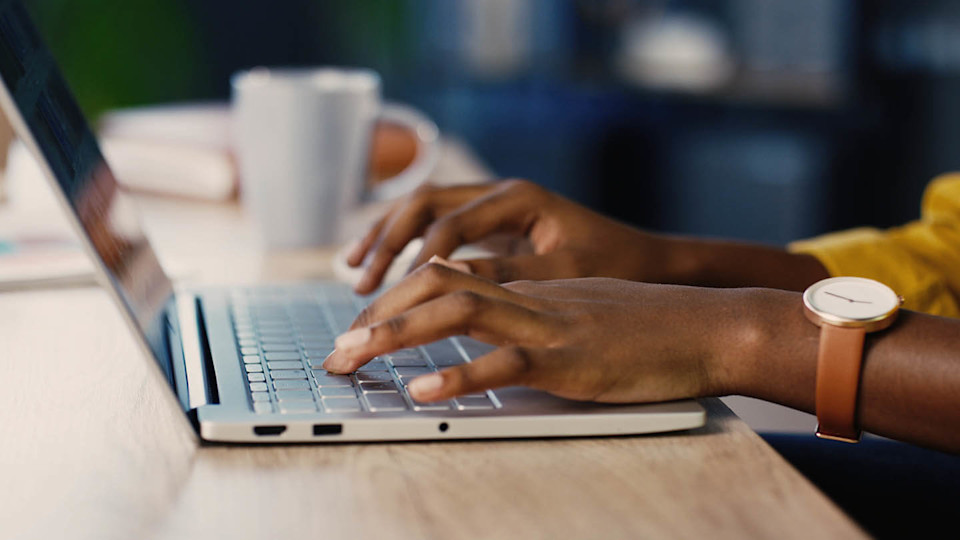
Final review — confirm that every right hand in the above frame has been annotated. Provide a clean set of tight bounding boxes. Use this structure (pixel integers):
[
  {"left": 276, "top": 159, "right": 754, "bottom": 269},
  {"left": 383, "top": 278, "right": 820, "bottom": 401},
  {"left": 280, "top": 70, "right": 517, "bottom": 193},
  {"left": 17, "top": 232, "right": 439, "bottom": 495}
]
[
  {"left": 347, "top": 179, "right": 672, "bottom": 294},
  {"left": 325, "top": 261, "right": 752, "bottom": 405}
]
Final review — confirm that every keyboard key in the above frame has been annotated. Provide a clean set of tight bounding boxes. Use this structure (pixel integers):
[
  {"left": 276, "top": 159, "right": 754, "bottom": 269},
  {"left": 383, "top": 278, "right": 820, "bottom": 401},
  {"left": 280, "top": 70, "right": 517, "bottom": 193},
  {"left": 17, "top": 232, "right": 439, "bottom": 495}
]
[
  {"left": 249, "top": 382, "right": 268, "bottom": 392},
  {"left": 257, "top": 330, "right": 294, "bottom": 339},
  {"left": 275, "top": 390, "right": 314, "bottom": 401},
  {"left": 262, "top": 343, "right": 299, "bottom": 352},
  {"left": 273, "top": 379, "right": 310, "bottom": 390},
  {"left": 259, "top": 336, "right": 296, "bottom": 344},
  {"left": 299, "top": 329, "right": 333, "bottom": 338},
  {"left": 322, "top": 396, "right": 362, "bottom": 412},
  {"left": 356, "top": 360, "right": 389, "bottom": 372},
  {"left": 395, "top": 367, "right": 433, "bottom": 379},
  {"left": 455, "top": 396, "right": 495, "bottom": 410},
  {"left": 387, "top": 348, "right": 421, "bottom": 359},
  {"left": 251, "top": 392, "right": 270, "bottom": 402},
  {"left": 410, "top": 398, "right": 452, "bottom": 411},
  {"left": 456, "top": 337, "right": 496, "bottom": 360},
  {"left": 242, "top": 355, "right": 261, "bottom": 364},
  {"left": 313, "top": 372, "right": 354, "bottom": 387},
  {"left": 307, "top": 357, "right": 331, "bottom": 370},
  {"left": 238, "top": 339, "right": 258, "bottom": 348},
  {"left": 320, "top": 386, "right": 357, "bottom": 398},
  {"left": 279, "top": 402, "right": 318, "bottom": 414},
  {"left": 301, "top": 345, "right": 334, "bottom": 355},
  {"left": 256, "top": 320, "right": 290, "bottom": 328},
  {"left": 240, "top": 346, "right": 259, "bottom": 355},
  {"left": 354, "top": 371, "right": 393, "bottom": 383},
  {"left": 247, "top": 373, "right": 266, "bottom": 382},
  {"left": 245, "top": 364, "right": 263, "bottom": 373},
  {"left": 266, "top": 360, "right": 303, "bottom": 370},
  {"left": 331, "top": 314, "right": 357, "bottom": 333},
  {"left": 423, "top": 341, "right": 466, "bottom": 366},
  {"left": 360, "top": 381, "right": 400, "bottom": 393},
  {"left": 364, "top": 392, "right": 407, "bottom": 412},
  {"left": 270, "top": 369, "right": 307, "bottom": 379},
  {"left": 264, "top": 352, "right": 301, "bottom": 361},
  {"left": 386, "top": 351, "right": 428, "bottom": 367},
  {"left": 297, "top": 328, "right": 331, "bottom": 338},
  {"left": 253, "top": 402, "right": 273, "bottom": 414}
]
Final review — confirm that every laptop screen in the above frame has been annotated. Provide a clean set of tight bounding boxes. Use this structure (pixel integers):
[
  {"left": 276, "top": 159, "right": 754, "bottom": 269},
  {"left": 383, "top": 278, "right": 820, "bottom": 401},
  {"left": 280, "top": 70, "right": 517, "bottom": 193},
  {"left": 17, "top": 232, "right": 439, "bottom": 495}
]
[{"left": 0, "top": 1, "right": 175, "bottom": 381}]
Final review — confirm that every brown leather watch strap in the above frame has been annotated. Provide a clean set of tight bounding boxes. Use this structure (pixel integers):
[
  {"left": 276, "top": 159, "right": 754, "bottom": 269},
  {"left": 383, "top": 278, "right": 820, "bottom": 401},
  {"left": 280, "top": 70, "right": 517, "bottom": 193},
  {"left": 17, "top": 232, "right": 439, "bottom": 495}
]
[{"left": 815, "top": 324, "right": 867, "bottom": 442}]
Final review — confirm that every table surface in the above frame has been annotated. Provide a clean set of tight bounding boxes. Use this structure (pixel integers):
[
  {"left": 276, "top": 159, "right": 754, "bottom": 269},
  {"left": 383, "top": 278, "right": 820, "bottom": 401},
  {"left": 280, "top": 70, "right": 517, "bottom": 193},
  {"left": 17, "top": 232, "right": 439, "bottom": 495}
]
[{"left": 0, "top": 142, "right": 866, "bottom": 540}]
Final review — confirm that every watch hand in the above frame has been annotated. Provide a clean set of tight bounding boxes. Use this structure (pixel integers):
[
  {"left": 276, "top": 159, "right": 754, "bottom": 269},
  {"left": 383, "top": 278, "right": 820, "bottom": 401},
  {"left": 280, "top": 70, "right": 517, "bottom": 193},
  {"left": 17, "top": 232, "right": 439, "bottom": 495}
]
[{"left": 824, "top": 291, "right": 873, "bottom": 304}]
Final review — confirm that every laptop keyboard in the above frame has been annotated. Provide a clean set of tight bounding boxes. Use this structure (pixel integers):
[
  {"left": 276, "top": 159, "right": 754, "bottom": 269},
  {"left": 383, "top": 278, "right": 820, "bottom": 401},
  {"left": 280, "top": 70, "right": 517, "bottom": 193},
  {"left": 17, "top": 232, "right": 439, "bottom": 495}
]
[{"left": 229, "top": 288, "right": 500, "bottom": 415}]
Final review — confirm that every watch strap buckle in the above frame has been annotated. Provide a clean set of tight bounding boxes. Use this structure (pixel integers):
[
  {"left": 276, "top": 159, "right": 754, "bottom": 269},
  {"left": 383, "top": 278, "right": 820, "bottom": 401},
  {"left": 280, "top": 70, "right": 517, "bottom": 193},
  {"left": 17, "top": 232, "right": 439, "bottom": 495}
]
[{"left": 815, "top": 425, "right": 862, "bottom": 444}]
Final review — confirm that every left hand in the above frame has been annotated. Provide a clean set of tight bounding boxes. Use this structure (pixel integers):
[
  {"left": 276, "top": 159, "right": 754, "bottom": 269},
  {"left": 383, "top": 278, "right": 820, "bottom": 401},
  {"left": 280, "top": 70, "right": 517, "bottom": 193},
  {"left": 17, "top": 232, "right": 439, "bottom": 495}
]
[{"left": 323, "top": 258, "right": 753, "bottom": 404}]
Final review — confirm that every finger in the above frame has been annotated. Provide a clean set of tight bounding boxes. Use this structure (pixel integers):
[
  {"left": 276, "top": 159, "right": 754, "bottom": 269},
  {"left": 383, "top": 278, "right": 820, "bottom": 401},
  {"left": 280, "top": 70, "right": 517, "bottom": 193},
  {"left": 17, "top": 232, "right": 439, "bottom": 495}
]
[
  {"left": 325, "top": 290, "right": 555, "bottom": 373},
  {"left": 356, "top": 184, "right": 496, "bottom": 293},
  {"left": 355, "top": 261, "right": 542, "bottom": 327},
  {"left": 346, "top": 213, "right": 391, "bottom": 267},
  {"left": 407, "top": 180, "right": 547, "bottom": 272},
  {"left": 407, "top": 346, "right": 542, "bottom": 401},
  {"left": 427, "top": 254, "right": 473, "bottom": 275},
  {"left": 355, "top": 202, "right": 433, "bottom": 294},
  {"left": 457, "top": 251, "right": 582, "bottom": 283}
]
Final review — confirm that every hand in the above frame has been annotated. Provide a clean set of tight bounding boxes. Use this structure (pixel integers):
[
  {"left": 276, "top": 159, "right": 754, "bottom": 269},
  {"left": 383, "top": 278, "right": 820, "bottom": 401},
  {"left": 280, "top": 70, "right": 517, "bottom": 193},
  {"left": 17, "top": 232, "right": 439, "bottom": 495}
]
[
  {"left": 324, "top": 259, "right": 752, "bottom": 404},
  {"left": 346, "top": 179, "right": 671, "bottom": 294}
]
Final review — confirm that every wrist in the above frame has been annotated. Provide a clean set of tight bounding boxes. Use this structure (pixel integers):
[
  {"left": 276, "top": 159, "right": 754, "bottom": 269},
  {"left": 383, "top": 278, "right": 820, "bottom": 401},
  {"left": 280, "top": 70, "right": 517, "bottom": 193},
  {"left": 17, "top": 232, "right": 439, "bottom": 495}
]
[
  {"left": 629, "top": 232, "right": 702, "bottom": 285},
  {"left": 639, "top": 235, "right": 830, "bottom": 291},
  {"left": 707, "top": 288, "right": 819, "bottom": 409}
]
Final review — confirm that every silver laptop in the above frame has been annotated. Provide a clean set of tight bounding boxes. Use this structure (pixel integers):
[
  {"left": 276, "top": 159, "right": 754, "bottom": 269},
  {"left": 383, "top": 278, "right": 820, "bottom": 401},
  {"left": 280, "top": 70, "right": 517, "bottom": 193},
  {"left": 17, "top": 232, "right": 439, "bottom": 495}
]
[{"left": 0, "top": 1, "right": 704, "bottom": 443}]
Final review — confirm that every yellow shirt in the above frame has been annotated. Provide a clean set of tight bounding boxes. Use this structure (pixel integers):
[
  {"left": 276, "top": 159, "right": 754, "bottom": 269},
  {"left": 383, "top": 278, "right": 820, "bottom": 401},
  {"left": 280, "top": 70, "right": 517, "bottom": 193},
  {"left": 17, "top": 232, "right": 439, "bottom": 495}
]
[{"left": 789, "top": 173, "right": 960, "bottom": 318}]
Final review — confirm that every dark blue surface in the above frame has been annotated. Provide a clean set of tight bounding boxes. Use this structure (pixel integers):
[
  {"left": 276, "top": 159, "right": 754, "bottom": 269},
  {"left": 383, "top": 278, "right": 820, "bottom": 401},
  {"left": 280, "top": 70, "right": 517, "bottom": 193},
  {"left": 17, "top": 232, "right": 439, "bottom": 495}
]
[{"left": 763, "top": 433, "right": 960, "bottom": 539}]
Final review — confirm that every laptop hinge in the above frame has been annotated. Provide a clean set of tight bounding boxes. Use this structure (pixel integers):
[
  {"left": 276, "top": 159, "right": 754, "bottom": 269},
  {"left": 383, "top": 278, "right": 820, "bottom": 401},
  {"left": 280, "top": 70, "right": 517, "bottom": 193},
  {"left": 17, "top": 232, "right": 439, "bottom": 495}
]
[{"left": 175, "top": 293, "right": 220, "bottom": 409}]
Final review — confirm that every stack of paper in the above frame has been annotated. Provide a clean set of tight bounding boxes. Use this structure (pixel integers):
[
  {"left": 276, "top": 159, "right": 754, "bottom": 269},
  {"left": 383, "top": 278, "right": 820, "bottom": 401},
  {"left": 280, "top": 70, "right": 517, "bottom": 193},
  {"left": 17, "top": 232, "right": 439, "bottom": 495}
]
[{"left": 98, "top": 103, "right": 238, "bottom": 201}]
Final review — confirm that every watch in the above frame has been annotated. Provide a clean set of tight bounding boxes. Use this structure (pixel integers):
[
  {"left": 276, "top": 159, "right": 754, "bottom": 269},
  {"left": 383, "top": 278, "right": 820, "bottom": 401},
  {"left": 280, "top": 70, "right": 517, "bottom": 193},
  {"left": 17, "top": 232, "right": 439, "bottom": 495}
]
[{"left": 802, "top": 277, "right": 902, "bottom": 443}]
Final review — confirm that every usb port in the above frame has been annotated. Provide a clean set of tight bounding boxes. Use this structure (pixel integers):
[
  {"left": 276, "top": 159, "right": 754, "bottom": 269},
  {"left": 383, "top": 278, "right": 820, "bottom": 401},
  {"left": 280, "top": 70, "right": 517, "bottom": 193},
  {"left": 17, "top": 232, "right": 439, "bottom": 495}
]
[{"left": 313, "top": 424, "right": 343, "bottom": 436}]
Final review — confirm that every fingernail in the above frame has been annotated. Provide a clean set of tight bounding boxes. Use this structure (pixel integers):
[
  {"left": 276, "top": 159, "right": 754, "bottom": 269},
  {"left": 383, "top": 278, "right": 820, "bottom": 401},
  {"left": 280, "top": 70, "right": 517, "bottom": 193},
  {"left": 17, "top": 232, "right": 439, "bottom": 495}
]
[
  {"left": 408, "top": 373, "right": 444, "bottom": 399},
  {"left": 449, "top": 260, "right": 472, "bottom": 274},
  {"left": 321, "top": 350, "right": 346, "bottom": 372},
  {"left": 318, "top": 350, "right": 336, "bottom": 367},
  {"left": 345, "top": 239, "right": 364, "bottom": 264},
  {"left": 353, "top": 273, "right": 370, "bottom": 294},
  {"left": 335, "top": 327, "right": 371, "bottom": 351},
  {"left": 429, "top": 255, "right": 472, "bottom": 274}
]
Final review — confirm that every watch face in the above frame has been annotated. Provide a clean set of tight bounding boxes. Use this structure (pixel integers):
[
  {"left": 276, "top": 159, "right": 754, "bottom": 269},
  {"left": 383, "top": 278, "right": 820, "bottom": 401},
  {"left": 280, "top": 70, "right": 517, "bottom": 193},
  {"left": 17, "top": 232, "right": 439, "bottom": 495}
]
[{"left": 804, "top": 277, "right": 900, "bottom": 323}]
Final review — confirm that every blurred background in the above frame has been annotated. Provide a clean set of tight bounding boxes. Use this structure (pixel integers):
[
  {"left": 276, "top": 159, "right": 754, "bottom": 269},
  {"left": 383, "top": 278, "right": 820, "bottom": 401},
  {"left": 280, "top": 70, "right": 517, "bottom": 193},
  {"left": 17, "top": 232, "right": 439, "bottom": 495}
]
[{"left": 21, "top": 0, "right": 960, "bottom": 245}]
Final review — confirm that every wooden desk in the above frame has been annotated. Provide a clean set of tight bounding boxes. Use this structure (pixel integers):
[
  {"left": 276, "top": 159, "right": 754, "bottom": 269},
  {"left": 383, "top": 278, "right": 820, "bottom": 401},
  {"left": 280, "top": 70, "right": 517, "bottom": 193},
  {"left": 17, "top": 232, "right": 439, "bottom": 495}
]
[{"left": 0, "top": 147, "right": 866, "bottom": 539}]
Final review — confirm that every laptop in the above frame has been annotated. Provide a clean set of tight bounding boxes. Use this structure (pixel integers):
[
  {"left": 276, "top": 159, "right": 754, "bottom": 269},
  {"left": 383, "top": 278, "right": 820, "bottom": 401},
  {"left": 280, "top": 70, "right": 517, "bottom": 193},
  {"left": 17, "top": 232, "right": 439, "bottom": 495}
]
[{"left": 0, "top": 1, "right": 704, "bottom": 443}]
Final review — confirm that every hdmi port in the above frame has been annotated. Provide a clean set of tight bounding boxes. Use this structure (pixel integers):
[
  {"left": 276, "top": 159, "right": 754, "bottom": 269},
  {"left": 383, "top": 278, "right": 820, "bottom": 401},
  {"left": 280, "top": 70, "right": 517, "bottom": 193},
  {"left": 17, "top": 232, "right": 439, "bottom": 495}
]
[{"left": 254, "top": 425, "right": 287, "bottom": 436}]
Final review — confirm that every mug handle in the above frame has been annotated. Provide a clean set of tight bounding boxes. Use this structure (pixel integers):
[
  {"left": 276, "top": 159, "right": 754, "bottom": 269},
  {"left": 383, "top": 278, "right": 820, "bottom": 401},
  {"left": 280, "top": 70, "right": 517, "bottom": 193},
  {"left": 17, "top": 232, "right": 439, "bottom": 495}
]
[{"left": 368, "top": 103, "right": 440, "bottom": 201}]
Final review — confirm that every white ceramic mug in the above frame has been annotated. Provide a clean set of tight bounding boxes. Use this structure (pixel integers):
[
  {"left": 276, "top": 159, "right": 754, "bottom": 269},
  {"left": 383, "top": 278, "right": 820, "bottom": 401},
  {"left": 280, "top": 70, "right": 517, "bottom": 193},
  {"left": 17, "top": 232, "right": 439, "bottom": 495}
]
[{"left": 231, "top": 67, "right": 439, "bottom": 248}]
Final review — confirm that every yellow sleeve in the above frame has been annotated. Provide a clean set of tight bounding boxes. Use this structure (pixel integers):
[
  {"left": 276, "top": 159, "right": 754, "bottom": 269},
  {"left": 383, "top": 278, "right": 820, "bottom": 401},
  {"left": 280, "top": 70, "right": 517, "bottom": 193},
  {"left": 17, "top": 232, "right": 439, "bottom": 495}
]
[{"left": 788, "top": 173, "right": 960, "bottom": 318}]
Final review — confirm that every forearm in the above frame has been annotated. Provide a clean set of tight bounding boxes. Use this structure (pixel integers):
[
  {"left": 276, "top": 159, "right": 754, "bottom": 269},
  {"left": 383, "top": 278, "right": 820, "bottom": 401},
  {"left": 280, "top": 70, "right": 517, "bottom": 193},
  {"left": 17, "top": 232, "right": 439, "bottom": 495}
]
[
  {"left": 653, "top": 234, "right": 829, "bottom": 291},
  {"left": 722, "top": 288, "right": 960, "bottom": 453}
]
